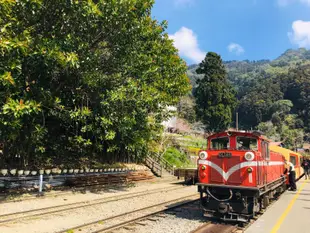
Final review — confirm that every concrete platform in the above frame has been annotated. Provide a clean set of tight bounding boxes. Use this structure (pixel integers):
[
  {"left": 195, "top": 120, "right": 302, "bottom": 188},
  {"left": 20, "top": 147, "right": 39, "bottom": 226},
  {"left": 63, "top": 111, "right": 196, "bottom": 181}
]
[{"left": 245, "top": 179, "right": 310, "bottom": 233}]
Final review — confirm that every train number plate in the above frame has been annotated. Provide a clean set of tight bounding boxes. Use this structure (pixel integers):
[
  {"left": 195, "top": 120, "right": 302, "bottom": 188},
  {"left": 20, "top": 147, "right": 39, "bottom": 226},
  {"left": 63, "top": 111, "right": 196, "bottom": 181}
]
[{"left": 218, "top": 152, "right": 232, "bottom": 158}]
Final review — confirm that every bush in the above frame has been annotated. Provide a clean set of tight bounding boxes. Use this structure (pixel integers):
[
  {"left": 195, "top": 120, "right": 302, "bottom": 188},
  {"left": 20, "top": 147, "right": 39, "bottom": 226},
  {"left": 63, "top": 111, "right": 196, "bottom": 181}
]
[{"left": 163, "top": 147, "right": 192, "bottom": 168}]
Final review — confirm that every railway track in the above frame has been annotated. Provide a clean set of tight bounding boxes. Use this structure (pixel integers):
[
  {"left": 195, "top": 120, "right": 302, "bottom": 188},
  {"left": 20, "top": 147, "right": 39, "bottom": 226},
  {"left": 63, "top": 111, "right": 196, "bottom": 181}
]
[
  {"left": 57, "top": 194, "right": 199, "bottom": 233},
  {"left": 97, "top": 185, "right": 284, "bottom": 233},
  {"left": 80, "top": 199, "right": 243, "bottom": 233},
  {"left": 0, "top": 185, "right": 187, "bottom": 224}
]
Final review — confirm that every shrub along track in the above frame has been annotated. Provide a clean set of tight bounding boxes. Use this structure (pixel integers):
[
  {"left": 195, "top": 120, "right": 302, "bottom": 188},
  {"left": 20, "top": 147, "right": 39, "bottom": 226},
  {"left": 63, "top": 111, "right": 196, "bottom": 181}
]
[
  {"left": 57, "top": 194, "right": 200, "bottom": 233},
  {"left": 0, "top": 185, "right": 187, "bottom": 225}
]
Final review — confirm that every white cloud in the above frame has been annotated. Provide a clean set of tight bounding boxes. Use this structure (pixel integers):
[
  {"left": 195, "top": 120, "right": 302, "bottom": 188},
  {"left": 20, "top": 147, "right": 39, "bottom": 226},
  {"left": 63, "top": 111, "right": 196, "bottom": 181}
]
[
  {"left": 227, "top": 43, "right": 245, "bottom": 55},
  {"left": 277, "top": 0, "right": 310, "bottom": 6},
  {"left": 277, "top": 0, "right": 294, "bottom": 6},
  {"left": 288, "top": 20, "right": 310, "bottom": 48},
  {"left": 174, "top": 0, "right": 195, "bottom": 7},
  {"left": 169, "top": 27, "right": 205, "bottom": 63},
  {"left": 300, "top": 0, "right": 310, "bottom": 5}
]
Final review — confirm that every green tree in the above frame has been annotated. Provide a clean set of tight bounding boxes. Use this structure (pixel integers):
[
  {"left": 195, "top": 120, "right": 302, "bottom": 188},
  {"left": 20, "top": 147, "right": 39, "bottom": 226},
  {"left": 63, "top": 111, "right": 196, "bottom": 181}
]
[
  {"left": 237, "top": 73, "right": 283, "bottom": 128},
  {"left": 193, "top": 52, "right": 237, "bottom": 132},
  {"left": 177, "top": 95, "right": 196, "bottom": 123},
  {"left": 282, "top": 64, "right": 310, "bottom": 132},
  {"left": 0, "top": 0, "right": 190, "bottom": 168},
  {"left": 257, "top": 121, "right": 280, "bottom": 141},
  {"left": 258, "top": 114, "right": 304, "bottom": 149},
  {"left": 270, "top": 100, "right": 293, "bottom": 128}
]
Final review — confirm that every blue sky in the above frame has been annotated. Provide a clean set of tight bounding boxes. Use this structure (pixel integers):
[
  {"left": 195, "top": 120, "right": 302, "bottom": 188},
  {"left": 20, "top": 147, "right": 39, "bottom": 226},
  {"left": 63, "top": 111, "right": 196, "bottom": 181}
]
[{"left": 152, "top": 0, "right": 310, "bottom": 64}]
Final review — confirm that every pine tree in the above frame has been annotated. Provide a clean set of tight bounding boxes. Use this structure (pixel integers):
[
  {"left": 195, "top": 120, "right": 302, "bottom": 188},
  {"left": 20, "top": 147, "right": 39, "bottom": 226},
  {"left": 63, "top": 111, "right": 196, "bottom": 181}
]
[{"left": 194, "top": 52, "right": 237, "bottom": 132}]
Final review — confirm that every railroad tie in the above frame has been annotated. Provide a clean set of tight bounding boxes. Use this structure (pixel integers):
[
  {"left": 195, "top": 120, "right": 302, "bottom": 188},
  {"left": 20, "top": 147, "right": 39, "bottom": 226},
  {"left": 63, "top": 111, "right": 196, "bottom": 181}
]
[
  {"left": 135, "top": 221, "right": 148, "bottom": 226},
  {"left": 155, "top": 213, "right": 166, "bottom": 218},
  {"left": 172, "top": 208, "right": 182, "bottom": 212},
  {"left": 165, "top": 211, "right": 177, "bottom": 215},
  {"left": 124, "top": 225, "right": 136, "bottom": 230}
]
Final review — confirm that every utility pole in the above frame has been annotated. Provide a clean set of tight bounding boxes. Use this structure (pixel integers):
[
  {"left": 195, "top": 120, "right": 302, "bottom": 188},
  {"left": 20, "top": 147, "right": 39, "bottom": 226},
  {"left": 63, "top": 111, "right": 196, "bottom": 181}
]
[{"left": 236, "top": 112, "right": 239, "bottom": 131}]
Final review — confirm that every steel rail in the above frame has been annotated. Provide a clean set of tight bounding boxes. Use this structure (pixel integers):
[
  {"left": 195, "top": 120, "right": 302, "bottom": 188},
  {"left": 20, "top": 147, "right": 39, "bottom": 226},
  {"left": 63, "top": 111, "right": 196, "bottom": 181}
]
[
  {"left": 58, "top": 194, "right": 199, "bottom": 233},
  {"left": 0, "top": 185, "right": 187, "bottom": 224}
]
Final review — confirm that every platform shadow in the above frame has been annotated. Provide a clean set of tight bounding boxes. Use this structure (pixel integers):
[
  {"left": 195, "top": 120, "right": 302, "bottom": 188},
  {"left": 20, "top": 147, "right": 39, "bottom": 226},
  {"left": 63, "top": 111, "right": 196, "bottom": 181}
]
[
  {"left": 163, "top": 198, "right": 238, "bottom": 228},
  {"left": 164, "top": 199, "right": 206, "bottom": 222}
]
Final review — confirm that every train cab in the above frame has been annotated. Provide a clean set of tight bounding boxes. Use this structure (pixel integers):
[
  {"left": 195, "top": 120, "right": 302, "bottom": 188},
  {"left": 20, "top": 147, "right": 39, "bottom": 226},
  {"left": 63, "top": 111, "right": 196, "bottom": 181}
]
[
  {"left": 198, "top": 131, "right": 284, "bottom": 187},
  {"left": 197, "top": 130, "right": 286, "bottom": 222}
]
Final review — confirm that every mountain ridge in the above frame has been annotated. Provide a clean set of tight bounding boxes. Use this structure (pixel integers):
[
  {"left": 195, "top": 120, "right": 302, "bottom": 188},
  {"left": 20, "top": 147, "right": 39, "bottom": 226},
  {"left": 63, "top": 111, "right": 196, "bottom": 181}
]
[{"left": 187, "top": 48, "right": 310, "bottom": 88}]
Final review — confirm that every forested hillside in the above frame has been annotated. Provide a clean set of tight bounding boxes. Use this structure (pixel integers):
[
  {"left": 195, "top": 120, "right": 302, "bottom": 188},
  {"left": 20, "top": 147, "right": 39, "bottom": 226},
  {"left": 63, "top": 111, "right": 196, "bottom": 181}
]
[{"left": 185, "top": 48, "right": 310, "bottom": 149}]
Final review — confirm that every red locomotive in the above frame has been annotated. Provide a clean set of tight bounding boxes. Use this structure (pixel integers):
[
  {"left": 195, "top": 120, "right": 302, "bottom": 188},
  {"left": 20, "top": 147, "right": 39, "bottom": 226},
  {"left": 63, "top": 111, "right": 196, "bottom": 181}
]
[{"left": 197, "top": 130, "right": 301, "bottom": 222}]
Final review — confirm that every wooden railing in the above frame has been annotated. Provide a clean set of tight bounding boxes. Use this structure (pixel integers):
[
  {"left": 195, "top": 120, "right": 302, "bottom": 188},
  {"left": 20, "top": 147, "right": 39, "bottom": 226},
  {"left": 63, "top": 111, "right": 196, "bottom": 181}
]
[
  {"left": 145, "top": 156, "right": 162, "bottom": 177},
  {"left": 147, "top": 154, "right": 174, "bottom": 175},
  {"left": 158, "top": 156, "right": 174, "bottom": 175}
]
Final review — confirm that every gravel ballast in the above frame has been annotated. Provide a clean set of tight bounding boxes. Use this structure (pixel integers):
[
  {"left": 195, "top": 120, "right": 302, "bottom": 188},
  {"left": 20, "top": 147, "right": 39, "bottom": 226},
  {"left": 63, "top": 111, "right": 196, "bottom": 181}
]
[
  {"left": 0, "top": 178, "right": 200, "bottom": 233},
  {"left": 116, "top": 201, "right": 206, "bottom": 233}
]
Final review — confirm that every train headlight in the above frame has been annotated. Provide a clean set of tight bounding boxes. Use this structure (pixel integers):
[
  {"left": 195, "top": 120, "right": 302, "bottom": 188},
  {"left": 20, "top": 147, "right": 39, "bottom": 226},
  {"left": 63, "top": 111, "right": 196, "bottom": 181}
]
[
  {"left": 245, "top": 152, "right": 255, "bottom": 161},
  {"left": 199, "top": 151, "right": 208, "bottom": 160},
  {"left": 247, "top": 167, "right": 253, "bottom": 173}
]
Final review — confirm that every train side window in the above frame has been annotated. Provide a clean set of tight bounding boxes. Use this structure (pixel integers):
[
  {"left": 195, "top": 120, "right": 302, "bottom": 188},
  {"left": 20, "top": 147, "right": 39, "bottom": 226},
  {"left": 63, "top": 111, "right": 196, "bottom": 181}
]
[
  {"left": 290, "top": 156, "right": 297, "bottom": 166},
  {"left": 261, "top": 141, "right": 270, "bottom": 160}
]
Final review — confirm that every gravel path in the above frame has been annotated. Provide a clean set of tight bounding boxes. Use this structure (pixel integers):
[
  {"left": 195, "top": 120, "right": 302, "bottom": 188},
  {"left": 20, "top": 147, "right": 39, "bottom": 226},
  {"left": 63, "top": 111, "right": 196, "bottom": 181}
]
[{"left": 0, "top": 178, "right": 198, "bottom": 233}]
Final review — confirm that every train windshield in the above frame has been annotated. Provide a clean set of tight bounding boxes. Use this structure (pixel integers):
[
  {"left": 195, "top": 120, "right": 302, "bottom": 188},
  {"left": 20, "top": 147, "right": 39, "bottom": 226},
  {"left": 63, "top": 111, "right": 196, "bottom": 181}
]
[
  {"left": 236, "top": 137, "right": 258, "bottom": 150},
  {"left": 211, "top": 137, "right": 229, "bottom": 149}
]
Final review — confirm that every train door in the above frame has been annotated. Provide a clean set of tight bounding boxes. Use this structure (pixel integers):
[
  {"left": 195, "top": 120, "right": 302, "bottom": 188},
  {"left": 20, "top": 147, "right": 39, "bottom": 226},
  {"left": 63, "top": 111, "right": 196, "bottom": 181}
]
[
  {"left": 290, "top": 153, "right": 300, "bottom": 177},
  {"left": 256, "top": 140, "right": 263, "bottom": 186},
  {"left": 260, "top": 140, "right": 269, "bottom": 185},
  {"left": 256, "top": 149, "right": 263, "bottom": 186}
]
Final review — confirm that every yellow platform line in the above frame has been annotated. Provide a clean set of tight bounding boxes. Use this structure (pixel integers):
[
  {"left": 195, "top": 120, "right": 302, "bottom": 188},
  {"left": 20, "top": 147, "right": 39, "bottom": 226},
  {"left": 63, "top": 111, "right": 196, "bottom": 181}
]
[{"left": 270, "top": 180, "right": 307, "bottom": 233}]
